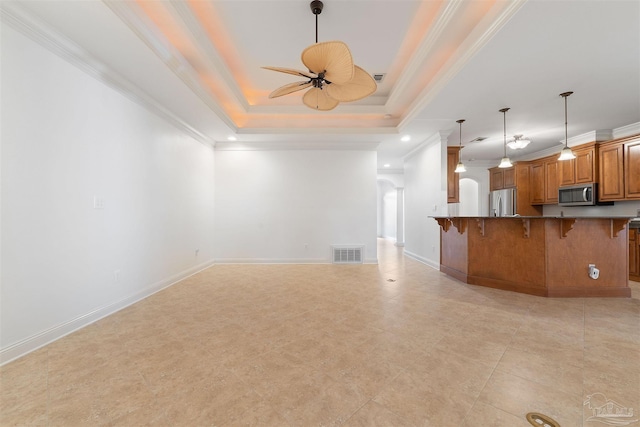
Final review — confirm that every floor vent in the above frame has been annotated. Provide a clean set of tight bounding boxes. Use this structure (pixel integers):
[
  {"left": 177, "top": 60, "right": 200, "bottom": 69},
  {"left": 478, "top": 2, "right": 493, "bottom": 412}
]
[{"left": 331, "top": 246, "right": 364, "bottom": 264}]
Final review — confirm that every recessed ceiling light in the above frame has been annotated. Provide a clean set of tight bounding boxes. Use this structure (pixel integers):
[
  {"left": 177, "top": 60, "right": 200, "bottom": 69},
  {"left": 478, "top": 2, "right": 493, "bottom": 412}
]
[
  {"left": 401, "top": 135, "right": 411, "bottom": 142},
  {"left": 383, "top": 164, "right": 391, "bottom": 168},
  {"left": 227, "top": 136, "right": 237, "bottom": 141}
]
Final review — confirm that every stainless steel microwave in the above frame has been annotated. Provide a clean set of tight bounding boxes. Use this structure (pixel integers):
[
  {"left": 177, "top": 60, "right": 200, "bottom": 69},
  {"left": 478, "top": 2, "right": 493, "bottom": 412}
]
[{"left": 558, "top": 183, "right": 606, "bottom": 206}]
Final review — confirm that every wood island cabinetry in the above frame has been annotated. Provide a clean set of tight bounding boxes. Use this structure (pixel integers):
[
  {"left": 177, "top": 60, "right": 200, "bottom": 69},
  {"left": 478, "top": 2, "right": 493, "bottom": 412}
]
[
  {"left": 630, "top": 227, "right": 639, "bottom": 282},
  {"left": 434, "top": 216, "right": 632, "bottom": 297}
]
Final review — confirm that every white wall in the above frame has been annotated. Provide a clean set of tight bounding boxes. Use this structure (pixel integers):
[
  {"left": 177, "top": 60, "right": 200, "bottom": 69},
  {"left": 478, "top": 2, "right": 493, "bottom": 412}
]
[
  {"left": 459, "top": 178, "right": 480, "bottom": 216},
  {"left": 377, "top": 179, "right": 397, "bottom": 239},
  {"left": 403, "top": 132, "right": 449, "bottom": 268},
  {"left": 214, "top": 149, "right": 378, "bottom": 263},
  {"left": 1, "top": 26, "right": 216, "bottom": 362}
]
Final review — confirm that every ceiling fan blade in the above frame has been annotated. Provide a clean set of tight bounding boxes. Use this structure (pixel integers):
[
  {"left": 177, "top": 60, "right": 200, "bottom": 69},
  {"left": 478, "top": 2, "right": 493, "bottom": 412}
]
[
  {"left": 325, "top": 65, "right": 377, "bottom": 102},
  {"left": 303, "top": 87, "right": 339, "bottom": 111},
  {"left": 301, "top": 41, "right": 354, "bottom": 84},
  {"left": 268, "top": 81, "right": 313, "bottom": 98},
  {"left": 262, "top": 66, "right": 316, "bottom": 79}
]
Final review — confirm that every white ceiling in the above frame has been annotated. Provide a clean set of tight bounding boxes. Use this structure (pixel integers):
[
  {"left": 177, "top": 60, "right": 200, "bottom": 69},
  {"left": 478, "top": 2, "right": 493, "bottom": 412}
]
[{"left": 5, "top": 0, "right": 639, "bottom": 170}]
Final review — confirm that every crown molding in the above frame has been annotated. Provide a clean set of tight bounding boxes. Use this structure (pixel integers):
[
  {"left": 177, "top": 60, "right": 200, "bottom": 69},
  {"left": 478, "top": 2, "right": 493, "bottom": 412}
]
[
  {"left": 561, "top": 129, "right": 613, "bottom": 146},
  {"left": 386, "top": 0, "right": 463, "bottom": 110},
  {"left": 403, "top": 130, "right": 452, "bottom": 161},
  {"left": 235, "top": 127, "right": 396, "bottom": 136},
  {"left": 215, "top": 141, "right": 380, "bottom": 152},
  {"left": 103, "top": 1, "right": 238, "bottom": 133},
  {"left": 168, "top": 1, "right": 250, "bottom": 112},
  {"left": 613, "top": 122, "right": 640, "bottom": 139},
  {"left": 1, "top": 2, "right": 215, "bottom": 146},
  {"left": 398, "top": 0, "right": 528, "bottom": 128}
]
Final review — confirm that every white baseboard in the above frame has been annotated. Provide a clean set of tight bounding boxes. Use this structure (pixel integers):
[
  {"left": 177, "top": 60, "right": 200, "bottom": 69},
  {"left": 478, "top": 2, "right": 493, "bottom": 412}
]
[
  {"left": 0, "top": 259, "right": 216, "bottom": 366},
  {"left": 213, "top": 258, "right": 379, "bottom": 265},
  {"left": 213, "top": 258, "right": 328, "bottom": 264},
  {"left": 403, "top": 250, "right": 440, "bottom": 270}
]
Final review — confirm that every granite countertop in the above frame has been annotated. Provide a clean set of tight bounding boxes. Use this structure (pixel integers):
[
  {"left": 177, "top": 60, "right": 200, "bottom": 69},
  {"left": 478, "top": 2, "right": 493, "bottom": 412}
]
[{"left": 432, "top": 216, "right": 638, "bottom": 220}]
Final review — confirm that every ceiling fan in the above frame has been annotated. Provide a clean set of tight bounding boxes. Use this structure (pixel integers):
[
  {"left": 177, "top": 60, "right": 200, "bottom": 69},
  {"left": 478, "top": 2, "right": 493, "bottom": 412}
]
[{"left": 262, "top": 0, "right": 377, "bottom": 111}]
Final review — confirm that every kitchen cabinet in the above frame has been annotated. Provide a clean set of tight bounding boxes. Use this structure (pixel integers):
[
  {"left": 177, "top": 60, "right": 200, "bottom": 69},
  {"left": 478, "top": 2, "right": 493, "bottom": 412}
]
[
  {"left": 624, "top": 139, "right": 640, "bottom": 199},
  {"left": 530, "top": 161, "right": 545, "bottom": 204},
  {"left": 545, "top": 159, "right": 559, "bottom": 203},
  {"left": 598, "top": 134, "right": 640, "bottom": 201},
  {"left": 599, "top": 140, "right": 625, "bottom": 201},
  {"left": 489, "top": 167, "right": 504, "bottom": 191},
  {"left": 558, "top": 142, "right": 597, "bottom": 187},
  {"left": 530, "top": 155, "right": 559, "bottom": 205},
  {"left": 489, "top": 163, "right": 541, "bottom": 216},
  {"left": 630, "top": 227, "right": 639, "bottom": 282},
  {"left": 489, "top": 166, "right": 515, "bottom": 191},
  {"left": 447, "top": 146, "right": 460, "bottom": 203}
]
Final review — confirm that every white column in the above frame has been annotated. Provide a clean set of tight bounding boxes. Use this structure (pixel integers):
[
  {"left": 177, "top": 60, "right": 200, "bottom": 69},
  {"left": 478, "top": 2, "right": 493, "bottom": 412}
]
[{"left": 395, "top": 187, "right": 405, "bottom": 247}]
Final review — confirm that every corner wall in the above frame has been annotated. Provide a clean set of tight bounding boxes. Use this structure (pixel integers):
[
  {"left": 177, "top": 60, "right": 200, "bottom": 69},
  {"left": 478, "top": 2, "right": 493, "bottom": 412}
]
[
  {"left": 1, "top": 25, "right": 216, "bottom": 363},
  {"left": 403, "top": 133, "right": 449, "bottom": 268}
]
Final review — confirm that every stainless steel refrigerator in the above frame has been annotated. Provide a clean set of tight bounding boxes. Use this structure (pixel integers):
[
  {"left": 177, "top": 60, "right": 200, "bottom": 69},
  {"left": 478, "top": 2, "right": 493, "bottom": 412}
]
[{"left": 489, "top": 188, "right": 516, "bottom": 216}]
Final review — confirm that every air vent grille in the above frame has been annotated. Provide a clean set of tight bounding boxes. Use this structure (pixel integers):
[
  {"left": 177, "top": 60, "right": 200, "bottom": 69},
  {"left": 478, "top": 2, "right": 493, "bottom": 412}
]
[{"left": 331, "top": 246, "right": 363, "bottom": 264}]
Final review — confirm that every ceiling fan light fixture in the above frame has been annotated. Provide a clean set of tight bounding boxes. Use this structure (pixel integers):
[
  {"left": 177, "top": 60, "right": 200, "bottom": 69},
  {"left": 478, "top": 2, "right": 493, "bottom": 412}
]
[
  {"left": 262, "top": 1, "right": 376, "bottom": 110},
  {"left": 507, "top": 134, "right": 531, "bottom": 150}
]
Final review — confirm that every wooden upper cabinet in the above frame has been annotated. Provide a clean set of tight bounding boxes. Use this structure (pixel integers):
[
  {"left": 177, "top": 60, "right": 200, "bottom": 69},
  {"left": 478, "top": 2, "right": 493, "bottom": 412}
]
[
  {"left": 544, "top": 158, "right": 559, "bottom": 203},
  {"left": 489, "top": 166, "right": 515, "bottom": 191},
  {"left": 558, "top": 142, "right": 597, "bottom": 187},
  {"left": 599, "top": 140, "right": 625, "bottom": 201},
  {"left": 529, "top": 161, "right": 545, "bottom": 204},
  {"left": 558, "top": 157, "right": 576, "bottom": 187},
  {"left": 530, "top": 156, "right": 559, "bottom": 205},
  {"left": 575, "top": 145, "right": 596, "bottom": 184},
  {"left": 503, "top": 167, "right": 516, "bottom": 188},
  {"left": 447, "top": 147, "right": 460, "bottom": 203},
  {"left": 489, "top": 167, "right": 504, "bottom": 191},
  {"left": 624, "top": 139, "right": 640, "bottom": 199}
]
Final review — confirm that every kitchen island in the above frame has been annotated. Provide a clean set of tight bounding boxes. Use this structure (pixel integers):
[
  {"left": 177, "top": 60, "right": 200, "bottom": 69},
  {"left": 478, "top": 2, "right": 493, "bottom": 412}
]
[{"left": 433, "top": 216, "right": 632, "bottom": 297}]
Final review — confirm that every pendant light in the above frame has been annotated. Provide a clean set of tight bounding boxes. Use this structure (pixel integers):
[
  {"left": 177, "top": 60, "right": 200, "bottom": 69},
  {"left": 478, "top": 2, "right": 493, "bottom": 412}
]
[
  {"left": 558, "top": 91, "right": 576, "bottom": 161},
  {"left": 454, "top": 119, "right": 466, "bottom": 173},
  {"left": 498, "top": 108, "right": 513, "bottom": 168}
]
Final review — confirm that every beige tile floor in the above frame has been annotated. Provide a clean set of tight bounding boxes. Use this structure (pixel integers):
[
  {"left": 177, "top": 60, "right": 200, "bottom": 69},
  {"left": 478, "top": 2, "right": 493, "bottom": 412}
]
[{"left": 1, "top": 239, "right": 639, "bottom": 426}]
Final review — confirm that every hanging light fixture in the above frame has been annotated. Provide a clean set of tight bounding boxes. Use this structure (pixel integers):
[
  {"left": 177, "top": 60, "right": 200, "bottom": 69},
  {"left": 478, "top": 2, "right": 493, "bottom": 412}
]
[
  {"left": 507, "top": 134, "right": 531, "bottom": 150},
  {"left": 558, "top": 91, "right": 576, "bottom": 161},
  {"left": 498, "top": 108, "right": 513, "bottom": 168},
  {"left": 454, "top": 119, "right": 466, "bottom": 173}
]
